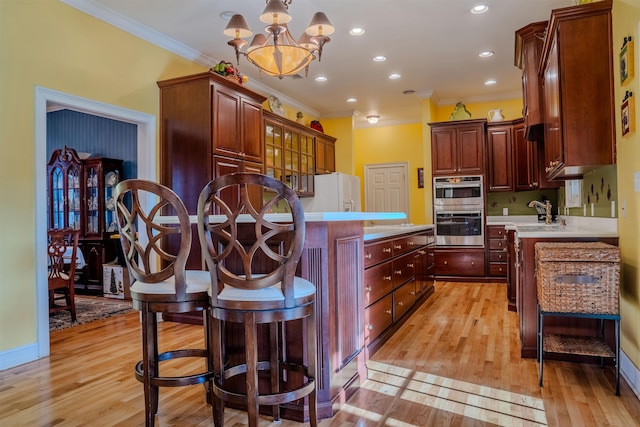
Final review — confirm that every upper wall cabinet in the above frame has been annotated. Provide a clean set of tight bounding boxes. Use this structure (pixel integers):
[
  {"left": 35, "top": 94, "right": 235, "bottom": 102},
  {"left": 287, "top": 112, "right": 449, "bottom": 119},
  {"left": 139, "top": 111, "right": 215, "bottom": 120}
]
[
  {"left": 315, "top": 133, "right": 336, "bottom": 175},
  {"left": 514, "top": 21, "right": 547, "bottom": 142},
  {"left": 429, "top": 119, "right": 486, "bottom": 176},
  {"left": 539, "top": 0, "right": 615, "bottom": 180}
]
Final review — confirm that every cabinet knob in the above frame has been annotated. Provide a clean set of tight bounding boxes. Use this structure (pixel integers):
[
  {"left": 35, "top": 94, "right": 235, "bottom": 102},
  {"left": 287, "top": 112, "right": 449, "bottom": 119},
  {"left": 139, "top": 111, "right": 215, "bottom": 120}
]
[
  {"left": 368, "top": 324, "right": 374, "bottom": 330},
  {"left": 410, "top": 291, "right": 415, "bottom": 296},
  {"left": 471, "top": 261, "right": 475, "bottom": 266},
  {"left": 443, "top": 261, "right": 448, "bottom": 265},
  {"left": 365, "top": 253, "right": 372, "bottom": 259}
]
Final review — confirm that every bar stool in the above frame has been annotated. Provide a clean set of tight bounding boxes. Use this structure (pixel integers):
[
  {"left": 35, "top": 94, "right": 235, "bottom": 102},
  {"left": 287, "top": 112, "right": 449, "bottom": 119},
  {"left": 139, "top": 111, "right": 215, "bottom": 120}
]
[
  {"left": 197, "top": 173, "right": 317, "bottom": 427},
  {"left": 114, "top": 179, "right": 215, "bottom": 426}
]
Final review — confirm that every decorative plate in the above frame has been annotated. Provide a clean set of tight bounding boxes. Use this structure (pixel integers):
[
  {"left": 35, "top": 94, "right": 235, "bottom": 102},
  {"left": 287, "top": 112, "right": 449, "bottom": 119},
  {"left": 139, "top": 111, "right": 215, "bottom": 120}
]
[
  {"left": 268, "top": 95, "right": 285, "bottom": 116},
  {"left": 105, "top": 171, "right": 118, "bottom": 187}
]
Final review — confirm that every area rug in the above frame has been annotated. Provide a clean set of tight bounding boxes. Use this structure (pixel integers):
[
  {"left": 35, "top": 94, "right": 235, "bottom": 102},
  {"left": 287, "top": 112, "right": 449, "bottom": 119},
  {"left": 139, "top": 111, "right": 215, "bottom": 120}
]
[{"left": 49, "top": 295, "right": 134, "bottom": 332}]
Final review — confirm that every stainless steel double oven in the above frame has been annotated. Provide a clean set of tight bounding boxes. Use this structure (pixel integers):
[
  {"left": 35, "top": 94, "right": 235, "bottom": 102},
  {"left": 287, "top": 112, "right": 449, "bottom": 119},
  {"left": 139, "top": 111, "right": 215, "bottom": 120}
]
[{"left": 433, "top": 175, "right": 484, "bottom": 247}]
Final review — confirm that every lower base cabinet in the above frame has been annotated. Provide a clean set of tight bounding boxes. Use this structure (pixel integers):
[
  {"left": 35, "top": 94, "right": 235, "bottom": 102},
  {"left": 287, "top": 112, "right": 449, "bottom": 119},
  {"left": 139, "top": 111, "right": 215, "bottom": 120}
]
[
  {"left": 364, "top": 228, "right": 435, "bottom": 355},
  {"left": 76, "top": 238, "right": 119, "bottom": 295},
  {"left": 435, "top": 248, "right": 485, "bottom": 278}
]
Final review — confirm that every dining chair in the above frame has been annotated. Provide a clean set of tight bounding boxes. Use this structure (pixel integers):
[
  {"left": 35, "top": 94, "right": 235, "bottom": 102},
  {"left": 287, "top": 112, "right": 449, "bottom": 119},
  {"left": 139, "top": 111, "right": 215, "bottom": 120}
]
[
  {"left": 47, "top": 228, "right": 80, "bottom": 321},
  {"left": 114, "top": 179, "right": 214, "bottom": 427},
  {"left": 197, "top": 172, "right": 317, "bottom": 427}
]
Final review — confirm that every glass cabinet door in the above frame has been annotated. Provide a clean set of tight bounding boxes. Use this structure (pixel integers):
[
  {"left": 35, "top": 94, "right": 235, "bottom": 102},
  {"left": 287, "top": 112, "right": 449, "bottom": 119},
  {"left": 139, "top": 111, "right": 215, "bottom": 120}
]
[
  {"left": 85, "top": 164, "right": 100, "bottom": 234},
  {"left": 104, "top": 170, "right": 119, "bottom": 233},
  {"left": 66, "top": 164, "right": 82, "bottom": 231},
  {"left": 265, "top": 121, "right": 284, "bottom": 182},
  {"left": 299, "top": 133, "right": 314, "bottom": 195}
]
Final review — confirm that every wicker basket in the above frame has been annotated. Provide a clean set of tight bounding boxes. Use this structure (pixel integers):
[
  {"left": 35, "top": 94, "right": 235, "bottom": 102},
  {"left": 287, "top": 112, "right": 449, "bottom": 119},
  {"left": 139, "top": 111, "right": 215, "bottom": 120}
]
[{"left": 535, "top": 242, "right": 620, "bottom": 314}]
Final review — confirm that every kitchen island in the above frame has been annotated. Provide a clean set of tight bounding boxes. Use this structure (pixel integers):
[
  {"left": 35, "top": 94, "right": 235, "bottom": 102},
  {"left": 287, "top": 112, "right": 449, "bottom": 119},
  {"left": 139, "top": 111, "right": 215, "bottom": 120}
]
[
  {"left": 487, "top": 216, "right": 619, "bottom": 358},
  {"left": 161, "top": 211, "right": 422, "bottom": 421}
]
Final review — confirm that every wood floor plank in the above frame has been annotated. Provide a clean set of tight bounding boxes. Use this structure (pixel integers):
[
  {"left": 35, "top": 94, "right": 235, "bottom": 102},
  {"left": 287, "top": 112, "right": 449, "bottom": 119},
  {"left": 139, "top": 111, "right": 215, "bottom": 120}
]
[{"left": 1, "top": 281, "right": 639, "bottom": 426}]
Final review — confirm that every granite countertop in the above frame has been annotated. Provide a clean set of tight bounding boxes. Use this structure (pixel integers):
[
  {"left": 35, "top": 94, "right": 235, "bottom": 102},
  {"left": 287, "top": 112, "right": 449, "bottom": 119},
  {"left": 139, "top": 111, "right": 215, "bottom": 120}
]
[{"left": 486, "top": 215, "right": 618, "bottom": 238}]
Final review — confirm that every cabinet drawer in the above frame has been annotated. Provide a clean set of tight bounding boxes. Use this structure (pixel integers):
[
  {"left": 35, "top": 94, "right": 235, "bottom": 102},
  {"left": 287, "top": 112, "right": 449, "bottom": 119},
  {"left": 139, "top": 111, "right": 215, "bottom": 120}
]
[
  {"left": 488, "top": 226, "right": 507, "bottom": 239},
  {"left": 393, "top": 252, "right": 416, "bottom": 288},
  {"left": 364, "top": 240, "right": 393, "bottom": 268},
  {"left": 392, "top": 235, "right": 421, "bottom": 257},
  {"left": 364, "top": 262, "right": 394, "bottom": 307},
  {"left": 364, "top": 294, "right": 393, "bottom": 344},
  {"left": 489, "top": 263, "right": 508, "bottom": 277},
  {"left": 489, "top": 250, "right": 507, "bottom": 262},
  {"left": 394, "top": 281, "right": 417, "bottom": 321},
  {"left": 435, "top": 251, "right": 484, "bottom": 276},
  {"left": 489, "top": 239, "right": 507, "bottom": 251}
]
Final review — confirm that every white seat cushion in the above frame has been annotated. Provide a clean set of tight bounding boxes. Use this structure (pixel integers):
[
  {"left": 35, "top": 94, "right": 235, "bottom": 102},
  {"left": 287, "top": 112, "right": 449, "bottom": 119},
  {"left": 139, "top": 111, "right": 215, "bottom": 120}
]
[
  {"left": 212, "top": 276, "right": 315, "bottom": 303},
  {"left": 130, "top": 270, "right": 211, "bottom": 295}
]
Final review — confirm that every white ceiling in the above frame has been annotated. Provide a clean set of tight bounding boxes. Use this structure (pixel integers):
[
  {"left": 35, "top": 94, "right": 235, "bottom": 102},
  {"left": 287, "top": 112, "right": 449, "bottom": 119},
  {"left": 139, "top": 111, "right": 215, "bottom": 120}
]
[{"left": 62, "top": 0, "right": 572, "bottom": 127}]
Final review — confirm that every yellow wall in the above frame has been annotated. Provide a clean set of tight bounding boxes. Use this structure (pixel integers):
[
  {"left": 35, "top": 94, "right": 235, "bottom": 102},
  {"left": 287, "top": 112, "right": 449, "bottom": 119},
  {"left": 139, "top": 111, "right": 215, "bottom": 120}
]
[
  {"left": 613, "top": 0, "right": 640, "bottom": 371},
  {"left": 0, "top": 0, "right": 208, "bottom": 352},
  {"left": 354, "top": 123, "right": 426, "bottom": 224}
]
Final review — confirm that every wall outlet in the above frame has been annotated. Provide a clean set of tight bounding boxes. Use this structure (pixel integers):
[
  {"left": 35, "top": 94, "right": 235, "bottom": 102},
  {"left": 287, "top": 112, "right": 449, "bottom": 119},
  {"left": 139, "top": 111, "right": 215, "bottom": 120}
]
[{"left": 503, "top": 207, "right": 508, "bottom": 216}]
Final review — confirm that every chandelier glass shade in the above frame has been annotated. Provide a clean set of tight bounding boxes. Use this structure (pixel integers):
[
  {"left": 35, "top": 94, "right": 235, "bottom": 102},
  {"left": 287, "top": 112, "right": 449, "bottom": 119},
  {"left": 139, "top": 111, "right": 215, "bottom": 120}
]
[{"left": 224, "top": 0, "right": 334, "bottom": 79}]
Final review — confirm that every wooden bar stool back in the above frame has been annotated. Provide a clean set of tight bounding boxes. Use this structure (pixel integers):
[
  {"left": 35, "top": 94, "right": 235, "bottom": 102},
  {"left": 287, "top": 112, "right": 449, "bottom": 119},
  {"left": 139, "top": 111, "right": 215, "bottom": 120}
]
[
  {"left": 197, "top": 172, "right": 317, "bottom": 427},
  {"left": 114, "top": 179, "right": 214, "bottom": 426}
]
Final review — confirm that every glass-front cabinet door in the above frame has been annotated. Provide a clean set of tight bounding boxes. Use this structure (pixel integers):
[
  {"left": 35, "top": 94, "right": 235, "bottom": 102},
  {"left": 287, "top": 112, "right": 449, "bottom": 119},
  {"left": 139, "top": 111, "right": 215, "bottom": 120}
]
[
  {"left": 299, "top": 132, "right": 314, "bottom": 196},
  {"left": 47, "top": 146, "right": 82, "bottom": 231},
  {"left": 83, "top": 158, "right": 123, "bottom": 237},
  {"left": 265, "top": 119, "right": 284, "bottom": 182}
]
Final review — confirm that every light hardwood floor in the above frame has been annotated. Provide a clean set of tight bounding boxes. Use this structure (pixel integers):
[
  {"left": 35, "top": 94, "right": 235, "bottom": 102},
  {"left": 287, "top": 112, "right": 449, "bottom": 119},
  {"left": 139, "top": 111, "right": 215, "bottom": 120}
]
[{"left": 2, "top": 281, "right": 639, "bottom": 426}]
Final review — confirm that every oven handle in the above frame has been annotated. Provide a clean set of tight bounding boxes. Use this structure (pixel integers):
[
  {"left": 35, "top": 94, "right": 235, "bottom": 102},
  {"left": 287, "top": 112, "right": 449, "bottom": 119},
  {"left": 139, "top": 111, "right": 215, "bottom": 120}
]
[{"left": 434, "top": 210, "right": 484, "bottom": 215}]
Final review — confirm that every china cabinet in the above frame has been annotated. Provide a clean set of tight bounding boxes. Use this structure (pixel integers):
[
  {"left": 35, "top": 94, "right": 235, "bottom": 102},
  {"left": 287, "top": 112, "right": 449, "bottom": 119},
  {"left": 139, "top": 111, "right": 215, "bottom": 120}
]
[
  {"left": 47, "top": 147, "right": 124, "bottom": 294},
  {"left": 429, "top": 119, "right": 486, "bottom": 176},
  {"left": 539, "top": 0, "right": 615, "bottom": 180},
  {"left": 47, "top": 146, "right": 83, "bottom": 231}
]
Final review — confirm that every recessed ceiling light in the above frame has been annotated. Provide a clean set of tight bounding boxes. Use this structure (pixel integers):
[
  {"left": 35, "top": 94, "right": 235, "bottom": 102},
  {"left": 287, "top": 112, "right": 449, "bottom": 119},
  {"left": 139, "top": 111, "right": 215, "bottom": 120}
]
[
  {"left": 349, "top": 28, "right": 365, "bottom": 36},
  {"left": 388, "top": 73, "right": 401, "bottom": 80},
  {"left": 346, "top": 98, "right": 357, "bottom": 103},
  {"left": 220, "top": 11, "right": 236, "bottom": 20},
  {"left": 372, "top": 55, "right": 387, "bottom": 62},
  {"left": 471, "top": 5, "right": 489, "bottom": 14},
  {"left": 484, "top": 79, "right": 497, "bottom": 85},
  {"left": 315, "top": 76, "right": 328, "bottom": 82},
  {"left": 367, "top": 115, "right": 380, "bottom": 124},
  {"left": 479, "top": 51, "right": 494, "bottom": 58}
]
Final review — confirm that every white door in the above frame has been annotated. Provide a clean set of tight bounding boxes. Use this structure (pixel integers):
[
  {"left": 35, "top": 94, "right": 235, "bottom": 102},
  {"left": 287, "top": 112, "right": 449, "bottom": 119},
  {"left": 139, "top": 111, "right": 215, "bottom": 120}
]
[{"left": 364, "top": 162, "right": 409, "bottom": 225}]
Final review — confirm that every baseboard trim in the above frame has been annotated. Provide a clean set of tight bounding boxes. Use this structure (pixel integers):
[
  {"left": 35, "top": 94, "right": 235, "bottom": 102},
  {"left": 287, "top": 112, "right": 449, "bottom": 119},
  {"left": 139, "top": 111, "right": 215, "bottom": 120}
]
[
  {"left": 0, "top": 342, "right": 39, "bottom": 371},
  {"left": 621, "top": 350, "right": 640, "bottom": 400}
]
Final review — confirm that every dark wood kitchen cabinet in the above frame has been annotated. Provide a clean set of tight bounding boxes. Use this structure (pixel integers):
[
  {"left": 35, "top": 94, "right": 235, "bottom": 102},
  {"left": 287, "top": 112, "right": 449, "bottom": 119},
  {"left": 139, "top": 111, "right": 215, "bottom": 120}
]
[
  {"left": 263, "top": 111, "right": 315, "bottom": 196},
  {"left": 363, "top": 229, "right": 434, "bottom": 355},
  {"left": 158, "top": 71, "right": 267, "bottom": 268},
  {"left": 429, "top": 118, "right": 486, "bottom": 176},
  {"left": 486, "top": 225, "right": 508, "bottom": 279},
  {"left": 486, "top": 120, "right": 516, "bottom": 192},
  {"left": 515, "top": 21, "right": 547, "bottom": 142},
  {"left": 434, "top": 248, "right": 485, "bottom": 279},
  {"left": 315, "top": 133, "right": 336, "bottom": 175},
  {"left": 540, "top": 0, "right": 615, "bottom": 180}
]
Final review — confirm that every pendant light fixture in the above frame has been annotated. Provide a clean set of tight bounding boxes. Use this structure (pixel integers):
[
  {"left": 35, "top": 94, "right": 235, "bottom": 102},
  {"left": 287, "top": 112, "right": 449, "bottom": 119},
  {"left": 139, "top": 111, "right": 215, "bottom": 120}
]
[{"left": 224, "top": 0, "right": 334, "bottom": 79}]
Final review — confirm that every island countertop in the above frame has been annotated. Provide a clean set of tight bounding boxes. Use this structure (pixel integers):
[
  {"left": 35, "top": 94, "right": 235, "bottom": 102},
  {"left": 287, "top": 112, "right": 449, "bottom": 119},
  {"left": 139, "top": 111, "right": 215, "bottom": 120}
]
[
  {"left": 363, "top": 224, "right": 434, "bottom": 241},
  {"left": 486, "top": 215, "right": 618, "bottom": 238}
]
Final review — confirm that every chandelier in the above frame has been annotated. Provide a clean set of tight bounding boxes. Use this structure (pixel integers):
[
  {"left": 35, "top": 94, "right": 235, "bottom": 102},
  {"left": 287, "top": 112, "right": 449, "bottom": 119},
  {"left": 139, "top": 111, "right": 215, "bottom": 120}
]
[{"left": 224, "top": 0, "right": 334, "bottom": 79}]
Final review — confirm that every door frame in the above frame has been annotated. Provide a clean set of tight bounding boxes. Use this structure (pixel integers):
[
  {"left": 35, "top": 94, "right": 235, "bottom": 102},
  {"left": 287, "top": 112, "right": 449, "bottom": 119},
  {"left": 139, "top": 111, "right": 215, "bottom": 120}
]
[
  {"left": 363, "top": 162, "right": 410, "bottom": 223},
  {"left": 35, "top": 86, "right": 156, "bottom": 359}
]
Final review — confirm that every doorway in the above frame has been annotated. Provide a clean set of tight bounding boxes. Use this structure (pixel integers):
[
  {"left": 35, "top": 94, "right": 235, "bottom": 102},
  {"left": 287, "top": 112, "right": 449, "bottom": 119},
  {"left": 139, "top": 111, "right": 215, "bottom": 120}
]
[
  {"left": 35, "top": 86, "right": 156, "bottom": 359},
  {"left": 364, "top": 162, "right": 409, "bottom": 225}
]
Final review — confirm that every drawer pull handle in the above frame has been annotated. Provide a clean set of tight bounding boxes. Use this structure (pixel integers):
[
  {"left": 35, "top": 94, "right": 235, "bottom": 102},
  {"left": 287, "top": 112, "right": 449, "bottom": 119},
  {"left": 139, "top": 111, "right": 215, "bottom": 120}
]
[
  {"left": 410, "top": 291, "right": 415, "bottom": 296},
  {"left": 503, "top": 248, "right": 507, "bottom": 252},
  {"left": 385, "top": 309, "right": 392, "bottom": 315},
  {"left": 407, "top": 263, "right": 414, "bottom": 268},
  {"left": 397, "top": 301, "right": 404, "bottom": 306},
  {"left": 418, "top": 250, "right": 426, "bottom": 255},
  {"left": 395, "top": 270, "right": 402, "bottom": 275},
  {"left": 384, "top": 276, "right": 392, "bottom": 281},
  {"left": 394, "top": 245, "right": 402, "bottom": 250},
  {"left": 365, "top": 253, "right": 372, "bottom": 259},
  {"left": 408, "top": 241, "right": 414, "bottom": 245},
  {"left": 366, "top": 286, "right": 372, "bottom": 291},
  {"left": 368, "top": 324, "right": 374, "bottom": 330},
  {"left": 383, "top": 248, "right": 392, "bottom": 253}
]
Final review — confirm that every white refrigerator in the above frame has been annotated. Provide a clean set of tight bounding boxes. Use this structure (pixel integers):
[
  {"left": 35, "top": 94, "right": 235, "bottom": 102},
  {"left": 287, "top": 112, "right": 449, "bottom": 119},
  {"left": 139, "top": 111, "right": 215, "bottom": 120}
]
[{"left": 301, "top": 172, "right": 362, "bottom": 212}]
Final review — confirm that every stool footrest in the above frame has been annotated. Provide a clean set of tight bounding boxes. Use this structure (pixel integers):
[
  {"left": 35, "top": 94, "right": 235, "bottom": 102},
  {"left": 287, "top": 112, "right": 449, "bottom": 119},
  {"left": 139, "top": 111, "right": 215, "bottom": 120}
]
[{"left": 135, "top": 348, "right": 214, "bottom": 387}]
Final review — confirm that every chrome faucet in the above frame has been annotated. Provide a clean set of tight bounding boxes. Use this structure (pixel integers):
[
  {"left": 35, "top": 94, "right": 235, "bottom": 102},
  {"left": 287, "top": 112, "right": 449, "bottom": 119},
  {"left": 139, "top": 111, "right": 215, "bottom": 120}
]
[{"left": 528, "top": 200, "right": 553, "bottom": 224}]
